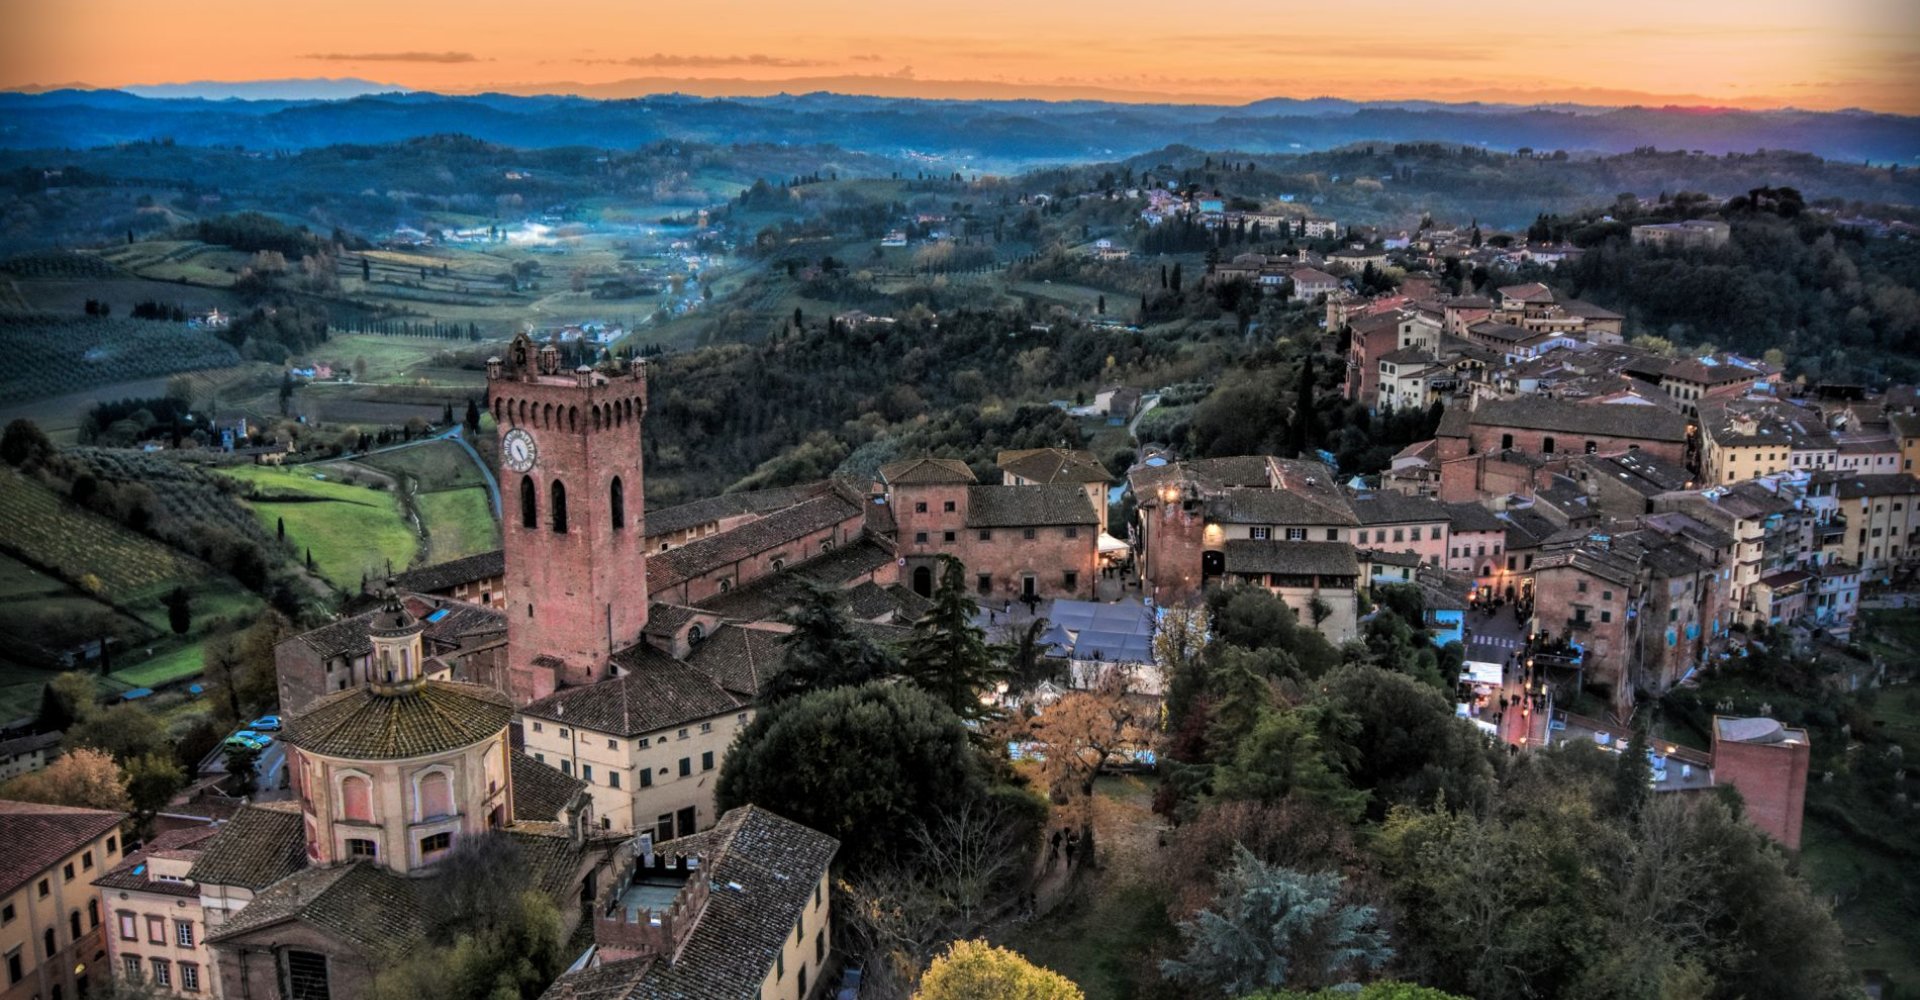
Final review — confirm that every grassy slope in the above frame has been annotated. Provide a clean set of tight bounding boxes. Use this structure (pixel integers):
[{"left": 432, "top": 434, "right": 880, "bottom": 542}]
[
  {"left": 417, "top": 487, "right": 499, "bottom": 563},
  {"left": 219, "top": 465, "right": 418, "bottom": 589}
]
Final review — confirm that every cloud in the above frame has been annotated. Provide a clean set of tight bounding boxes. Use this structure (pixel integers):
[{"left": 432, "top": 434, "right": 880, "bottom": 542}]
[
  {"left": 304, "top": 51, "right": 481, "bottom": 64},
  {"left": 847, "top": 54, "right": 885, "bottom": 63},
  {"left": 578, "top": 53, "right": 828, "bottom": 68}
]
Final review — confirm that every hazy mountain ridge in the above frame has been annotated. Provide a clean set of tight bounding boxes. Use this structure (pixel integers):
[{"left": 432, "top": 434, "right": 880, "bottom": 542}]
[{"left": 0, "top": 89, "right": 1914, "bottom": 165}]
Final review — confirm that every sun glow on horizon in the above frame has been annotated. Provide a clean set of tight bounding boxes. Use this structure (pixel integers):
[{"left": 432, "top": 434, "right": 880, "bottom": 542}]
[{"left": 1, "top": 0, "right": 1915, "bottom": 113}]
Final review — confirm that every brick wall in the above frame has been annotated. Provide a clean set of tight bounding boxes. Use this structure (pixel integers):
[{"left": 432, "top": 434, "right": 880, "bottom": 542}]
[{"left": 1711, "top": 730, "right": 1809, "bottom": 850}]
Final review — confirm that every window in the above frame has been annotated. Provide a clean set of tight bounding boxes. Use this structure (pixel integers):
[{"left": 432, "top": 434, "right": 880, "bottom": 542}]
[
  {"left": 532, "top": 722, "right": 543, "bottom": 733},
  {"left": 816, "top": 928, "right": 825, "bottom": 962},
  {"left": 1577, "top": 579, "right": 1588, "bottom": 594},
  {"left": 677, "top": 728, "right": 689, "bottom": 740},
  {"left": 914, "top": 532, "right": 929, "bottom": 544},
  {"left": 1250, "top": 527, "right": 1271, "bottom": 541},
  {"left": 148, "top": 914, "right": 166, "bottom": 944},
  {"left": 341, "top": 775, "right": 374, "bottom": 822},
  {"left": 346, "top": 838, "right": 378, "bottom": 859},
  {"left": 64, "top": 862, "right": 74, "bottom": 881},
  {"left": 42, "top": 927, "right": 52, "bottom": 957},
  {"left": 419, "top": 832, "right": 453, "bottom": 862},
  {"left": 1326, "top": 529, "right": 1339, "bottom": 540},
  {"left": 550, "top": 479, "right": 569, "bottom": 533},
  {"left": 559, "top": 728, "right": 571, "bottom": 739},
  {"left": 152, "top": 958, "right": 172, "bottom": 988},
  {"left": 561, "top": 759, "right": 573, "bottom": 776},
  {"left": 1066, "top": 526, "right": 1079, "bottom": 539},
  {"left": 1023, "top": 528, "right": 1036, "bottom": 540},
  {"left": 976, "top": 574, "right": 992, "bottom": 595},
  {"left": 1063, "top": 571, "right": 1078, "bottom": 590},
  {"left": 700, "top": 721, "right": 712, "bottom": 734},
  {"left": 943, "top": 531, "right": 956, "bottom": 543},
  {"left": 582, "top": 764, "right": 593, "bottom": 782},
  {"left": 799, "top": 966, "right": 808, "bottom": 997},
  {"left": 607, "top": 738, "right": 619, "bottom": 750},
  {"left": 69, "top": 910, "right": 79, "bottom": 940},
  {"left": 777, "top": 952, "right": 785, "bottom": 981},
  {"left": 943, "top": 500, "right": 957, "bottom": 513},
  {"left": 1602, "top": 590, "right": 1612, "bottom": 601},
  {"left": 1393, "top": 528, "right": 1404, "bottom": 543},
  {"left": 533, "top": 752, "right": 545, "bottom": 763},
  {"left": 88, "top": 899, "right": 97, "bottom": 929},
  {"left": 2, "top": 902, "right": 13, "bottom": 924},
  {"left": 1501, "top": 433, "right": 1514, "bottom": 450},
  {"left": 417, "top": 770, "right": 453, "bottom": 820},
  {"left": 124, "top": 955, "right": 142, "bottom": 980},
  {"left": 520, "top": 476, "right": 538, "bottom": 529},
  {"left": 679, "top": 757, "right": 692, "bottom": 777},
  {"left": 1285, "top": 528, "right": 1308, "bottom": 541},
  {"left": 1600, "top": 610, "right": 1613, "bottom": 623},
  {"left": 6, "top": 947, "right": 20, "bottom": 985},
  {"left": 119, "top": 912, "right": 137, "bottom": 941},
  {"left": 609, "top": 771, "right": 621, "bottom": 790},
  {"left": 610, "top": 476, "right": 626, "bottom": 529},
  {"left": 82, "top": 850, "right": 93, "bottom": 871},
  {"left": 914, "top": 502, "right": 927, "bottom": 513},
  {"left": 181, "top": 962, "right": 201, "bottom": 992},
  {"left": 639, "top": 768, "right": 653, "bottom": 788},
  {"left": 701, "top": 751, "right": 715, "bottom": 771},
  {"left": 285, "top": 949, "right": 331, "bottom": 1000},
  {"left": 978, "top": 529, "right": 992, "bottom": 541}
]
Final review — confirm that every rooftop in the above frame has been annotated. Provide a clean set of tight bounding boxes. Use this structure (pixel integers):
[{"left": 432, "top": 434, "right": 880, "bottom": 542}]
[
  {"left": 284, "top": 680, "right": 513, "bottom": 760},
  {"left": 0, "top": 799, "right": 126, "bottom": 896}
]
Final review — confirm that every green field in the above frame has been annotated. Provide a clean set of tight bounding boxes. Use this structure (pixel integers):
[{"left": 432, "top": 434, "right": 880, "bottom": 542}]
[
  {"left": 109, "top": 641, "right": 209, "bottom": 689},
  {"left": 220, "top": 465, "right": 419, "bottom": 589},
  {"left": 357, "top": 439, "right": 487, "bottom": 491},
  {"left": 417, "top": 487, "right": 499, "bottom": 562}
]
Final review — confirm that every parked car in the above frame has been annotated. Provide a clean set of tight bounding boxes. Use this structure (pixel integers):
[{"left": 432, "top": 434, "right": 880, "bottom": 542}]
[
  {"left": 250, "top": 715, "right": 282, "bottom": 731},
  {"left": 223, "top": 731, "right": 270, "bottom": 751}
]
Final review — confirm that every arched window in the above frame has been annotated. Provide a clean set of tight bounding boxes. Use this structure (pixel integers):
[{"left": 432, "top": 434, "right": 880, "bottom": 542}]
[
  {"left": 718, "top": 578, "right": 732, "bottom": 593},
  {"left": 417, "top": 770, "right": 453, "bottom": 820},
  {"left": 520, "top": 477, "right": 538, "bottom": 529},
  {"left": 593, "top": 407, "right": 603, "bottom": 431},
  {"left": 341, "top": 775, "right": 373, "bottom": 822},
  {"left": 688, "top": 623, "right": 705, "bottom": 645},
  {"left": 568, "top": 406, "right": 577, "bottom": 432},
  {"left": 551, "top": 479, "right": 569, "bottom": 533},
  {"left": 610, "top": 476, "right": 626, "bottom": 529},
  {"left": 1542, "top": 436, "right": 1556, "bottom": 454}
]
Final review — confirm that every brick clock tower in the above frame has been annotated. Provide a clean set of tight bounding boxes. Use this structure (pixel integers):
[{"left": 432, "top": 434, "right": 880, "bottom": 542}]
[{"left": 488, "top": 333, "right": 649, "bottom": 702}]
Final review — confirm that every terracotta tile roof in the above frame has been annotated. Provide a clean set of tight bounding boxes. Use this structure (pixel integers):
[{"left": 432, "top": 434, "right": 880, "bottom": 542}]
[
  {"left": 649, "top": 494, "right": 862, "bottom": 590},
  {"left": 505, "top": 826, "right": 591, "bottom": 901},
  {"left": 684, "top": 625, "right": 789, "bottom": 700},
  {"left": 185, "top": 803, "right": 307, "bottom": 890},
  {"left": 1205, "top": 486, "right": 1357, "bottom": 527},
  {"left": 540, "top": 806, "right": 837, "bottom": 1000},
  {"left": 689, "top": 537, "right": 895, "bottom": 621},
  {"left": 512, "top": 748, "right": 588, "bottom": 822},
  {"left": 642, "top": 482, "right": 836, "bottom": 538},
  {"left": 996, "top": 448, "right": 1111, "bottom": 485},
  {"left": 523, "top": 644, "right": 744, "bottom": 737},
  {"left": 1349, "top": 490, "right": 1449, "bottom": 525},
  {"left": 286, "top": 593, "right": 505, "bottom": 661},
  {"left": 0, "top": 800, "right": 125, "bottom": 895},
  {"left": 391, "top": 550, "right": 504, "bottom": 594},
  {"left": 1223, "top": 540, "right": 1361, "bottom": 577},
  {"left": 642, "top": 602, "right": 704, "bottom": 639},
  {"left": 1820, "top": 471, "right": 1920, "bottom": 499},
  {"left": 284, "top": 680, "right": 512, "bottom": 760},
  {"left": 879, "top": 457, "right": 977, "bottom": 485},
  {"left": 964, "top": 484, "right": 1098, "bottom": 528},
  {"left": 206, "top": 861, "right": 425, "bottom": 962},
  {"left": 1445, "top": 502, "right": 1506, "bottom": 534},
  {"left": 92, "top": 825, "right": 221, "bottom": 897},
  {"left": 0, "top": 731, "right": 61, "bottom": 759},
  {"left": 1470, "top": 397, "right": 1689, "bottom": 443}
]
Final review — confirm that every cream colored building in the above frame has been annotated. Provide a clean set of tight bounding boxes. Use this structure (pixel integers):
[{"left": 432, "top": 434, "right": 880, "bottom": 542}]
[
  {"left": 1826, "top": 472, "right": 1920, "bottom": 576},
  {"left": 518, "top": 639, "right": 756, "bottom": 840},
  {"left": 0, "top": 800, "right": 124, "bottom": 1000},
  {"left": 95, "top": 825, "right": 222, "bottom": 996}
]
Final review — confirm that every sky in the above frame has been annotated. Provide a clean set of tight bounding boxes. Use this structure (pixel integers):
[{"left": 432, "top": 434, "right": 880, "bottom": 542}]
[{"left": 3, "top": 0, "right": 1918, "bottom": 111}]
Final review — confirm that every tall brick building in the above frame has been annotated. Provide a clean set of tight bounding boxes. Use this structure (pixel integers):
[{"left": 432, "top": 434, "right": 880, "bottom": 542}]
[
  {"left": 1711, "top": 716, "right": 1810, "bottom": 850},
  {"left": 488, "top": 333, "right": 652, "bottom": 702}
]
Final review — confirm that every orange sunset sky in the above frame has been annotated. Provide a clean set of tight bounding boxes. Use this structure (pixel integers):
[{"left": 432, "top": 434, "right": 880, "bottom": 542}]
[{"left": 3, "top": 0, "right": 1917, "bottom": 111}]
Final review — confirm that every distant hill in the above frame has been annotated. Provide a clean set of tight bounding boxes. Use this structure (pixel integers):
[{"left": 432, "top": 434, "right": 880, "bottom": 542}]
[
  {"left": 121, "top": 78, "right": 409, "bottom": 101},
  {"left": 0, "top": 89, "right": 1914, "bottom": 165}
]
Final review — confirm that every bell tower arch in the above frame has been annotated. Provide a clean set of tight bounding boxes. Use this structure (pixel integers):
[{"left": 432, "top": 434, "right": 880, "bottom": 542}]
[{"left": 489, "top": 333, "right": 650, "bottom": 701}]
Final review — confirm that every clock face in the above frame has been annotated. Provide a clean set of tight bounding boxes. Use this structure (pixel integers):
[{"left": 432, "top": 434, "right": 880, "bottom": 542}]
[{"left": 502, "top": 428, "right": 538, "bottom": 473}]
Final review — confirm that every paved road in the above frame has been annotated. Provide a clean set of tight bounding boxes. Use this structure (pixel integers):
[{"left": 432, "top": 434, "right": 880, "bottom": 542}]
[{"left": 1127, "top": 393, "right": 1162, "bottom": 442}]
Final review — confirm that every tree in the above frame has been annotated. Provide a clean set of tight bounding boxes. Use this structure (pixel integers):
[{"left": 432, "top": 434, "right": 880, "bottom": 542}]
[
  {"left": 1, "top": 418, "right": 53, "bottom": 467},
  {"left": 914, "top": 940, "right": 1085, "bottom": 1000},
  {"left": 124, "top": 752, "right": 184, "bottom": 835},
  {"left": 223, "top": 742, "right": 260, "bottom": 797},
  {"left": 372, "top": 835, "right": 568, "bottom": 1000},
  {"left": 901, "top": 556, "right": 1006, "bottom": 720},
  {"left": 1613, "top": 714, "right": 1653, "bottom": 819},
  {"left": 1161, "top": 845, "right": 1391, "bottom": 996},
  {"left": 716, "top": 682, "right": 986, "bottom": 872},
  {"left": 1289, "top": 354, "right": 1320, "bottom": 456},
  {"left": 762, "top": 582, "right": 900, "bottom": 702},
  {"left": 38, "top": 671, "right": 98, "bottom": 732},
  {"left": 464, "top": 398, "right": 481, "bottom": 434},
  {"left": 1, "top": 746, "right": 130, "bottom": 811},
  {"left": 1244, "top": 984, "right": 1471, "bottom": 1000},
  {"left": 164, "top": 585, "right": 192, "bottom": 635},
  {"left": 66, "top": 703, "right": 168, "bottom": 763},
  {"left": 1029, "top": 676, "right": 1152, "bottom": 839}
]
